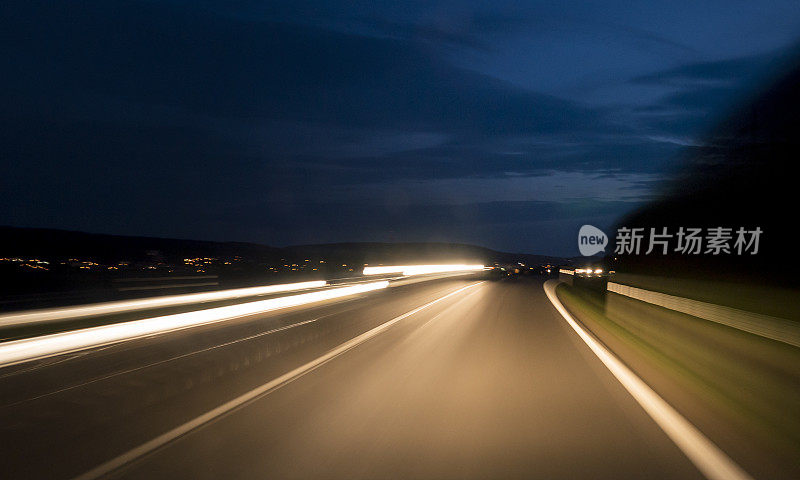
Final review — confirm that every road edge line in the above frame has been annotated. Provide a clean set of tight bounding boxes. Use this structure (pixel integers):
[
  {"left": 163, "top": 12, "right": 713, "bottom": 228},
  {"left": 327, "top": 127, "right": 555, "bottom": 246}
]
[
  {"left": 72, "top": 281, "right": 484, "bottom": 480},
  {"left": 543, "top": 280, "right": 754, "bottom": 480}
]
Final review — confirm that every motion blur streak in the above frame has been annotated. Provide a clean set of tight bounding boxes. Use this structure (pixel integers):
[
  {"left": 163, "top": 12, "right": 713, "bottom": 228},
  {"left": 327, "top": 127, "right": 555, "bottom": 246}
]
[
  {"left": 0, "top": 281, "right": 388, "bottom": 369},
  {"left": 71, "top": 282, "right": 483, "bottom": 480},
  {"left": 363, "top": 264, "right": 485, "bottom": 276},
  {"left": 543, "top": 280, "right": 754, "bottom": 480},
  {"left": 0, "top": 280, "right": 327, "bottom": 328}
]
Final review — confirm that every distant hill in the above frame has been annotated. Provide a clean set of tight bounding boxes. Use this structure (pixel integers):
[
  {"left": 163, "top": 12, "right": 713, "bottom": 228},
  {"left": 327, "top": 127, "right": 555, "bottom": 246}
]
[
  {"left": 0, "top": 226, "right": 563, "bottom": 266},
  {"left": 283, "top": 242, "right": 561, "bottom": 266},
  {"left": 0, "top": 226, "right": 284, "bottom": 263}
]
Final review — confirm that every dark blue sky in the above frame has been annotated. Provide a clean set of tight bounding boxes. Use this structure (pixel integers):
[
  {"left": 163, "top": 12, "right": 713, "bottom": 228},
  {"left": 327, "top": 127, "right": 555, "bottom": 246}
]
[{"left": 2, "top": 1, "right": 799, "bottom": 256}]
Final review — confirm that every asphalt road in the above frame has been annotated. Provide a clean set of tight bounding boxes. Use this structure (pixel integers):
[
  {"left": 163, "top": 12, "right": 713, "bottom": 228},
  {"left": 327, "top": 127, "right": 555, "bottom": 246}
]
[{"left": 1, "top": 277, "right": 705, "bottom": 479}]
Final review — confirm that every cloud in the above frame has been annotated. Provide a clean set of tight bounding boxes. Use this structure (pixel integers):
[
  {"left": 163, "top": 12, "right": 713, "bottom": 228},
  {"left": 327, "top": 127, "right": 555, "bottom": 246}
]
[
  {"left": 3, "top": 1, "right": 600, "bottom": 136},
  {"left": 4, "top": 1, "right": 796, "bottom": 255},
  {"left": 1, "top": 1, "right": 623, "bottom": 186},
  {"left": 1, "top": 1, "right": 649, "bottom": 203},
  {"left": 627, "top": 49, "right": 792, "bottom": 136},
  {"left": 631, "top": 54, "right": 772, "bottom": 87}
]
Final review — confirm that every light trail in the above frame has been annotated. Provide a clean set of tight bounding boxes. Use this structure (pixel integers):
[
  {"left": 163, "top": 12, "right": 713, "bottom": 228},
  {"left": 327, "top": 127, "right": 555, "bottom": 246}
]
[
  {"left": 0, "top": 281, "right": 388, "bottom": 369},
  {"left": 0, "top": 280, "right": 327, "bottom": 328},
  {"left": 363, "top": 264, "right": 485, "bottom": 276}
]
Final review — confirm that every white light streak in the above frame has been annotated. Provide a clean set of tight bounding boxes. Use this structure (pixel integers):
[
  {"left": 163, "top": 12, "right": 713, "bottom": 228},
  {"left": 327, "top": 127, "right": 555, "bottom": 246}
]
[
  {"left": 0, "top": 280, "right": 327, "bottom": 328},
  {"left": 363, "top": 264, "right": 485, "bottom": 276},
  {"left": 0, "top": 281, "right": 388, "bottom": 368}
]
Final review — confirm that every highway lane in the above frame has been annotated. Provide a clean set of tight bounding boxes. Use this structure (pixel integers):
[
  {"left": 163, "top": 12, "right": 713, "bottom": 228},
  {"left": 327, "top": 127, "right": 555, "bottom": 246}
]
[
  {"left": 1, "top": 277, "right": 707, "bottom": 479},
  {"left": 0, "top": 277, "right": 486, "bottom": 478}
]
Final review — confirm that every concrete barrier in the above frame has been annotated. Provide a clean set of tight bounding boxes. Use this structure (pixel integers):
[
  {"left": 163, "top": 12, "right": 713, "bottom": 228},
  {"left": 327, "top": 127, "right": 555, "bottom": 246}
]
[{"left": 607, "top": 282, "right": 800, "bottom": 348}]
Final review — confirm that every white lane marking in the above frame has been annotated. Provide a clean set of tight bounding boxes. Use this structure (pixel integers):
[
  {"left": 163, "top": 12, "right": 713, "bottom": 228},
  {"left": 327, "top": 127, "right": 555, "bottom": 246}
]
[
  {"left": 72, "top": 281, "right": 484, "bottom": 480},
  {"left": 0, "top": 282, "right": 389, "bottom": 369},
  {"left": 0, "top": 281, "right": 327, "bottom": 328},
  {"left": 543, "top": 280, "right": 753, "bottom": 480}
]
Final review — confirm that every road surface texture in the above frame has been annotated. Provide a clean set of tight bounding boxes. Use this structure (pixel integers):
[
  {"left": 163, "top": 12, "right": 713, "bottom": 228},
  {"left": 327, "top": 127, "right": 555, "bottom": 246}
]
[{"left": 1, "top": 277, "right": 706, "bottom": 479}]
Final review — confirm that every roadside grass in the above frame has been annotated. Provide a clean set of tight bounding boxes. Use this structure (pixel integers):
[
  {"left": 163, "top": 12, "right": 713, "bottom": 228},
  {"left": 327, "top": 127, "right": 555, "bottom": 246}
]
[{"left": 556, "top": 283, "right": 800, "bottom": 478}]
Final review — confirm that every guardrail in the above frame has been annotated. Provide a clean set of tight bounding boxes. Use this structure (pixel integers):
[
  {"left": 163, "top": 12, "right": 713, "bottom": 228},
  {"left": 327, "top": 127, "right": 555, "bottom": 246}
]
[{"left": 607, "top": 282, "right": 800, "bottom": 348}]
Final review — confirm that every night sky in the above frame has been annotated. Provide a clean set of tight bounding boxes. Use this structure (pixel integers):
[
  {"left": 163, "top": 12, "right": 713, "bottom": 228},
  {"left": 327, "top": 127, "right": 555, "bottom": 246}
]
[{"left": 2, "top": 1, "right": 799, "bottom": 256}]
